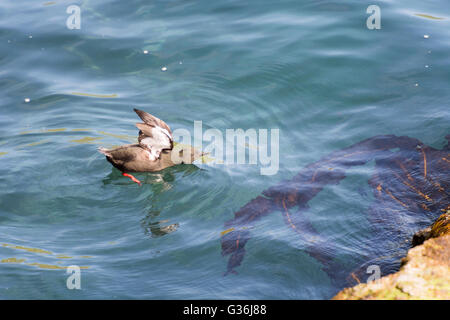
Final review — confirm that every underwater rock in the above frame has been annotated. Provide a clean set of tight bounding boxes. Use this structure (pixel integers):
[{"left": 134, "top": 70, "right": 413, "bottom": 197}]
[{"left": 333, "top": 211, "right": 450, "bottom": 300}]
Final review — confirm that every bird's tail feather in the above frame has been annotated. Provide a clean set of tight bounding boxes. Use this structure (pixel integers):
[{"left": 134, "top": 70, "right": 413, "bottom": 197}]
[{"left": 97, "top": 147, "right": 110, "bottom": 155}]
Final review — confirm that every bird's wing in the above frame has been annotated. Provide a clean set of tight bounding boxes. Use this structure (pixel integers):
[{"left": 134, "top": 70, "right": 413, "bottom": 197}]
[
  {"left": 136, "top": 123, "right": 172, "bottom": 159},
  {"left": 133, "top": 108, "right": 173, "bottom": 141},
  {"left": 133, "top": 109, "right": 173, "bottom": 159}
]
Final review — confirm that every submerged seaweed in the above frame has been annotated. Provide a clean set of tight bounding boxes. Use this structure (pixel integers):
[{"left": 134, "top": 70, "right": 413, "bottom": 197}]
[{"left": 221, "top": 135, "right": 450, "bottom": 289}]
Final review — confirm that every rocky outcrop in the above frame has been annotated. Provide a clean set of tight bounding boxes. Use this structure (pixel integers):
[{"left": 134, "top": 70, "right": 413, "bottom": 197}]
[
  {"left": 333, "top": 211, "right": 450, "bottom": 300},
  {"left": 412, "top": 213, "right": 450, "bottom": 246}
]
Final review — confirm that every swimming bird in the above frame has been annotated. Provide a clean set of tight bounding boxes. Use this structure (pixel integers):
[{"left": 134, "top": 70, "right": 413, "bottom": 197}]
[{"left": 98, "top": 108, "right": 204, "bottom": 185}]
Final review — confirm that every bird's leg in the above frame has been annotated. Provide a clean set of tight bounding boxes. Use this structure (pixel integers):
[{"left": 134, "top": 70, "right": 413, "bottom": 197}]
[{"left": 122, "top": 173, "right": 142, "bottom": 186}]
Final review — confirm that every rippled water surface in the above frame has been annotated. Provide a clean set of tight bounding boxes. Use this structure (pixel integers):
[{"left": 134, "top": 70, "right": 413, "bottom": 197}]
[{"left": 0, "top": 0, "right": 449, "bottom": 299}]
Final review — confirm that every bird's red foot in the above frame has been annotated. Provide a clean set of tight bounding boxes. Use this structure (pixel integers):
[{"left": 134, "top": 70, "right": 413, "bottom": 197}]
[{"left": 122, "top": 173, "right": 142, "bottom": 186}]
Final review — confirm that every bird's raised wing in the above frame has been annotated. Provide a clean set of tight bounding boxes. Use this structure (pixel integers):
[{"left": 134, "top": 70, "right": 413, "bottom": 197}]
[
  {"left": 134, "top": 108, "right": 173, "bottom": 140},
  {"left": 134, "top": 109, "right": 173, "bottom": 160}
]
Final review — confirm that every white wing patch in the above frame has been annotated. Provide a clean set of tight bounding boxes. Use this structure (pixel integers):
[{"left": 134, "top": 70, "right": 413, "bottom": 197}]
[
  {"left": 146, "top": 149, "right": 158, "bottom": 161},
  {"left": 139, "top": 126, "right": 172, "bottom": 161},
  {"left": 133, "top": 109, "right": 174, "bottom": 161},
  {"left": 159, "top": 127, "right": 173, "bottom": 142}
]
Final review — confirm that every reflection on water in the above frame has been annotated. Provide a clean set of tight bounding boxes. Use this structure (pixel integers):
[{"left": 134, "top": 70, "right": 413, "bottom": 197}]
[
  {"left": 70, "top": 136, "right": 103, "bottom": 144},
  {"left": 2, "top": 243, "right": 52, "bottom": 255},
  {"left": 16, "top": 140, "right": 50, "bottom": 148},
  {"left": 142, "top": 219, "right": 180, "bottom": 238},
  {"left": 70, "top": 92, "right": 118, "bottom": 98},
  {"left": 414, "top": 13, "right": 445, "bottom": 20},
  {"left": 0, "top": 129, "right": 138, "bottom": 158},
  {"left": 1, "top": 243, "right": 91, "bottom": 270}
]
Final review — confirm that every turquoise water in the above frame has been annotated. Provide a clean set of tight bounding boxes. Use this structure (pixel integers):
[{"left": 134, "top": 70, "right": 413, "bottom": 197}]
[{"left": 0, "top": 0, "right": 449, "bottom": 299}]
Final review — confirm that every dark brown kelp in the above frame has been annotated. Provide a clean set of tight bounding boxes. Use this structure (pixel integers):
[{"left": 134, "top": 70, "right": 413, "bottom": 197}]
[{"left": 221, "top": 135, "right": 450, "bottom": 289}]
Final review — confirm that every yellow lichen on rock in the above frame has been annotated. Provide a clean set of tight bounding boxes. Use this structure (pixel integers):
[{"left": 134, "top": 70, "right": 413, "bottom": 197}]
[{"left": 429, "top": 214, "right": 450, "bottom": 238}]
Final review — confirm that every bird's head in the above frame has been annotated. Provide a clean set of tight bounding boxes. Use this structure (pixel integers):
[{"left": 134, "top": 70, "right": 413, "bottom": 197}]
[{"left": 171, "top": 143, "right": 208, "bottom": 164}]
